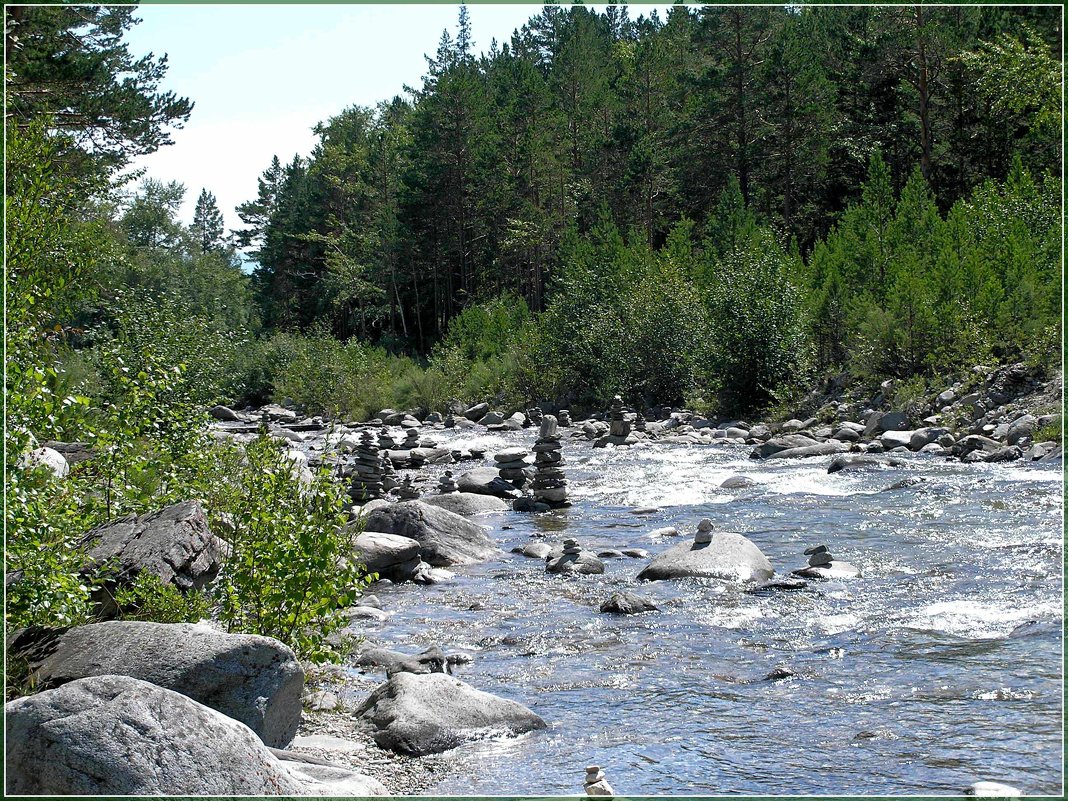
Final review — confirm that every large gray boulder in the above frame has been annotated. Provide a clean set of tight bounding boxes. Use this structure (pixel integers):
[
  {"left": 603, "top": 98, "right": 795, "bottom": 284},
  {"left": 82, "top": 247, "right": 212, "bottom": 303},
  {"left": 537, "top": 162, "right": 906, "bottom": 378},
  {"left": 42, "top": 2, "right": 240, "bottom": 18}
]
[
  {"left": 1006, "top": 414, "right": 1037, "bottom": 446},
  {"left": 12, "top": 621, "right": 303, "bottom": 748},
  {"left": 355, "top": 672, "right": 545, "bottom": 756},
  {"left": 764, "top": 441, "right": 851, "bottom": 460},
  {"left": 20, "top": 446, "right": 69, "bottom": 478},
  {"left": 364, "top": 501, "right": 497, "bottom": 566},
  {"left": 546, "top": 550, "right": 604, "bottom": 575},
  {"left": 827, "top": 455, "right": 906, "bottom": 474},
  {"left": 79, "top": 501, "right": 225, "bottom": 616},
  {"left": 4, "top": 675, "right": 387, "bottom": 796},
  {"left": 909, "top": 427, "right": 951, "bottom": 450},
  {"left": 750, "top": 434, "right": 817, "bottom": 459},
  {"left": 637, "top": 532, "right": 773, "bottom": 583},
  {"left": 351, "top": 530, "right": 423, "bottom": 582},
  {"left": 600, "top": 592, "right": 658, "bottom": 615},
  {"left": 422, "top": 492, "right": 510, "bottom": 516},
  {"left": 456, "top": 467, "right": 521, "bottom": 498}
]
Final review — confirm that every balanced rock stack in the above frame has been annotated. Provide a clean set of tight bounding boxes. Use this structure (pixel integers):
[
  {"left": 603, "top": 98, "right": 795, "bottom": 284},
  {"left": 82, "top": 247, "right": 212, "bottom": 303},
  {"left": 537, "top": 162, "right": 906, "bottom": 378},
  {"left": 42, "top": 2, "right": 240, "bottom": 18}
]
[
  {"left": 558, "top": 409, "right": 572, "bottom": 427},
  {"left": 378, "top": 430, "right": 398, "bottom": 451},
  {"left": 804, "top": 544, "right": 832, "bottom": 567},
  {"left": 443, "top": 413, "right": 456, "bottom": 428},
  {"left": 694, "top": 518, "right": 714, "bottom": 544},
  {"left": 527, "top": 406, "right": 544, "bottom": 426},
  {"left": 546, "top": 537, "right": 604, "bottom": 574},
  {"left": 350, "top": 430, "right": 384, "bottom": 501},
  {"left": 398, "top": 475, "right": 420, "bottom": 500},
  {"left": 584, "top": 765, "right": 614, "bottom": 797},
  {"left": 608, "top": 395, "right": 631, "bottom": 438},
  {"left": 437, "top": 469, "right": 459, "bottom": 494},
  {"left": 635, "top": 412, "right": 647, "bottom": 433},
  {"left": 531, "top": 415, "right": 569, "bottom": 508},
  {"left": 402, "top": 428, "right": 420, "bottom": 450},
  {"left": 494, "top": 446, "right": 532, "bottom": 487},
  {"left": 380, "top": 454, "right": 400, "bottom": 493}
]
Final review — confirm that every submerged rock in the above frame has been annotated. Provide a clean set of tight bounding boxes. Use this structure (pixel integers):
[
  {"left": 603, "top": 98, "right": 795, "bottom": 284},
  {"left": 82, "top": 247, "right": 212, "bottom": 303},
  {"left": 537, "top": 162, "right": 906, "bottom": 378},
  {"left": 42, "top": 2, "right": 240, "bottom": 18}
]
[
  {"left": 354, "top": 672, "right": 545, "bottom": 756},
  {"left": 599, "top": 592, "right": 658, "bottom": 615}
]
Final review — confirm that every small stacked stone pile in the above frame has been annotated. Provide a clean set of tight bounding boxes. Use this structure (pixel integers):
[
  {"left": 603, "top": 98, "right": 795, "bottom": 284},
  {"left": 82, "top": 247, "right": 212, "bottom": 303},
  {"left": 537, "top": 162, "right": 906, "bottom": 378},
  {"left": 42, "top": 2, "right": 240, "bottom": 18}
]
[
  {"left": 437, "top": 469, "right": 459, "bottom": 494},
  {"left": 443, "top": 413, "right": 456, "bottom": 428},
  {"left": 378, "top": 430, "right": 398, "bottom": 450},
  {"left": 635, "top": 412, "right": 647, "bottom": 433},
  {"left": 494, "top": 446, "right": 531, "bottom": 487},
  {"left": 694, "top": 518, "right": 714, "bottom": 545},
  {"left": 350, "top": 430, "right": 384, "bottom": 501},
  {"left": 608, "top": 395, "right": 631, "bottom": 438},
  {"left": 562, "top": 538, "right": 582, "bottom": 557},
  {"left": 584, "top": 765, "right": 614, "bottom": 797},
  {"left": 398, "top": 475, "right": 420, "bottom": 500},
  {"left": 804, "top": 544, "right": 832, "bottom": 567},
  {"left": 380, "top": 454, "right": 400, "bottom": 493},
  {"left": 403, "top": 428, "right": 425, "bottom": 468},
  {"left": 527, "top": 406, "right": 544, "bottom": 426},
  {"left": 531, "top": 414, "right": 568, "bottom": 507},
  {"left": 558, "top": 409, "right": 572, "bottom": 427}
]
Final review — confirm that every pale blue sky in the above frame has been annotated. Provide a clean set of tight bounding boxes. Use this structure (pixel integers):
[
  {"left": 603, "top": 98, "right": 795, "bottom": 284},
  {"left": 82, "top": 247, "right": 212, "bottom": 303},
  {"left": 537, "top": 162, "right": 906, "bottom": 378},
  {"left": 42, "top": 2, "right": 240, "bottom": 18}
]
[{"left": 125, "top": 3, "right": 669, "bottom": 230}]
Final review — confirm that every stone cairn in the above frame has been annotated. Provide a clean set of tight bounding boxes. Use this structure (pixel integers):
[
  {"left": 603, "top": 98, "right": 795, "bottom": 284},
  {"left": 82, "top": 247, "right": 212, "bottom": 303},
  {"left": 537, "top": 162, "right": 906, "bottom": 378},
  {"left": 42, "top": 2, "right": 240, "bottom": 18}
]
[
  {"left": 398, "top": 475, "right": 420, "bottom": 500},
  {"left": 532, "top": 414, "right": 569, "bottom": 507},
  {"left": 635, "top": 412, "right": 647, "bottom": 433},
  {"left": 443, "top": 412, "right": 456, "bottom": 428},
  {"left": 494, "top": 446, "right": 531, "bottom": 487},
  {"left": 608, "top": 395, "right": 631, "bottom": 438},
  {"left": 402, "top": 428, "right": 420, "bottom": 450},
  {"left": 584, "top": 765, "right": 614, "bottom": 797},
  {"left": 562, "top": 538, "right": 582, "bottom": 557},
  {"left": 437, "top": 469, "right": 459, "bottom": 494},
  {"left": 380, "top": 454, "right": 400, "bottom": 493},
  {"left": 527, "top": 406, "right": 544, "bottom": 426},
  {"left": 558, "top": 409, "right": 572, "bottom": 427},
  {"left": 804, "top": 544, "right": 832, "bottom": 568},
  {"left": 378, "top": 430, "right": 397, "bottom": 450},
  {"left": 350, "top": 430, "right": 384, "bottom": 501},
  {"left": 694, "top": 518, "right": 714, "bottom": 545}
]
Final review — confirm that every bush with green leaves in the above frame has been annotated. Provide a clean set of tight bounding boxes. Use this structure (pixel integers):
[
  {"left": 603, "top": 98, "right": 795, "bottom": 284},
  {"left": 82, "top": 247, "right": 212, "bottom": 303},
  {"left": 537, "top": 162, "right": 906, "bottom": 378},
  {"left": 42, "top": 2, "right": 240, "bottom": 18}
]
[{"left": 211, "top": 433, "right": 373, "bottom": 662}]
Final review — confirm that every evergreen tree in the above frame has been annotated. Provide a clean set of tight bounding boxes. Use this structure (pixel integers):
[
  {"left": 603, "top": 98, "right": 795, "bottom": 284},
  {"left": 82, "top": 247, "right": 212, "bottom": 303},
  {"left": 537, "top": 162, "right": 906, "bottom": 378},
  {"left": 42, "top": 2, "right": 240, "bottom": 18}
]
[{"left": 192, "top": 189, "right": 226, "bottom": 253}]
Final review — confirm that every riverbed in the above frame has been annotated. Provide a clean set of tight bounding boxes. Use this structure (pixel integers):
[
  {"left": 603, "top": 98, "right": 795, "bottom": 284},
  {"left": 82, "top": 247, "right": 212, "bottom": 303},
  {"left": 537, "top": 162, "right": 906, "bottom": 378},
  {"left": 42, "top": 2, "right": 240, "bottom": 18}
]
[{"left": 343, "top": 428, "right": 1063, "bottom": 795}]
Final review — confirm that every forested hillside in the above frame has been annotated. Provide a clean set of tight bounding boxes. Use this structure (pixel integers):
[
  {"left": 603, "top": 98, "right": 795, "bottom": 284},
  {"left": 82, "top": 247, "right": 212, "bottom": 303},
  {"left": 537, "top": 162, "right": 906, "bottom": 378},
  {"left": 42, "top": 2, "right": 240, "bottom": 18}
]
[{"left": 236, "top": 3, "right": 1061, "bottom": 413}]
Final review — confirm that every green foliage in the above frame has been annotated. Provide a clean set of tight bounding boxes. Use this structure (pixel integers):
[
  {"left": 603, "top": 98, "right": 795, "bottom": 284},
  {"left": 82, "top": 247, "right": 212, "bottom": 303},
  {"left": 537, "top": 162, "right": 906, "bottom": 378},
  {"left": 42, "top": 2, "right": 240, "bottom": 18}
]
[
  {"left": 212, "top": 434, "right": 372, "bottom": 663},
  {"left": 114, "top": 573, "right": 210, "bottom": 624}
]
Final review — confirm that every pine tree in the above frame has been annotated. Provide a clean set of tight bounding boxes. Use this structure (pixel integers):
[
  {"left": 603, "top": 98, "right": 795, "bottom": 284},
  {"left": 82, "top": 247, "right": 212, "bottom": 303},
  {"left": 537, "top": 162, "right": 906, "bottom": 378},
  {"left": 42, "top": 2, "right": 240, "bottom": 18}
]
[{"left": 192, "top": 189, "right": 226, "bottom": 253}]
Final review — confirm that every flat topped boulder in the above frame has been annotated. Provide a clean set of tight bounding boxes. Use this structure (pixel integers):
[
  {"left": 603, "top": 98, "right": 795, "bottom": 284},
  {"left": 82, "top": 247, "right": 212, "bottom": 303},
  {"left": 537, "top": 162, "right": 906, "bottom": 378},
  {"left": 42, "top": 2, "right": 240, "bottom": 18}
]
[
  {"left": 456, "top": 467, "right": 522, "bottom": 498},
  {"left": 3, "top": 674, "right": 386, "bottom": 796},
  {"left": 637, "top": 531, "right": 773, "bottom": 583},
  {"left": 422, "top": 491, "right": 509, "bottom": 516},
  {"left": 750, "top": 434, "right": 817, "bottom": 459},
  {"left": 11, "top": 621, "right": 303, "bottom": 748},
  {"left": 364, "top": 500, "right": 497, "bottom": 566},
  {"left": 350, "top": 529, "right": 423, "bottom": 581},
  {"left": 600, "top": 592, "right": 658, "bottom": 615},
  {"left": 827, "top": 455, "right": 907, "bottom": 473},
  {"left": 765, "top": 441, "right": 852, "bottom": 460},
  {"left": 355, "top": 672, "right": 545, "bottom": 756}
]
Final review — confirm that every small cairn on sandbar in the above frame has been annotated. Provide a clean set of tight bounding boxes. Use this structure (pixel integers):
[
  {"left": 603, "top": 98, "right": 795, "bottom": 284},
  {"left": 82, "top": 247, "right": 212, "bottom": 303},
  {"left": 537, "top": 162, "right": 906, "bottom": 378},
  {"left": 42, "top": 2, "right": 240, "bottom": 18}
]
[
  {"left": 350, "top": 430, "right": 384, "bottom": 501},
  {"left": 694, "top": 518, "right": 714, "bottom": 545},
  {"left": 398, "top": 475, "right": 420, "bottom": 500},
  {"left": 437, "top": 469, "right": 459, "bottom": 494},
  {"left": 584, "top": 765, "right": 614, "bottom": 797},
  {"left": 531, "top": 414, "right": 569, "bottom": 508},
  {"left": 494, "top": 446, "right": 531, "bottom": 487},
  {"left": 558, "top": 409, "right": 572, "bottom": 427}
]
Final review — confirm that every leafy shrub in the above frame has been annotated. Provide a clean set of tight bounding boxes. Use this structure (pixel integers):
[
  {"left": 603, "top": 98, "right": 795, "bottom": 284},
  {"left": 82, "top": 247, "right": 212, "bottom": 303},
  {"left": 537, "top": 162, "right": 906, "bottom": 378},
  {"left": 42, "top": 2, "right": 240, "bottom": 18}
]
[
  {"left": 211, "top": 434, "right": 373, "bottom": 663},
  {"left": 113, "top": 573, "right": 210, "bottom": 624}
]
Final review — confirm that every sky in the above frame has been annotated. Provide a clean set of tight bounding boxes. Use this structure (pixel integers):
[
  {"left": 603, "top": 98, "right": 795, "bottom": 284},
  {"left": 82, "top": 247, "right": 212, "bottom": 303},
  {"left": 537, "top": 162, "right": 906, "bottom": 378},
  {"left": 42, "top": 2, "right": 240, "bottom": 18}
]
[{"left": 125, "top": 3, "right": 669, "bottom": 232}]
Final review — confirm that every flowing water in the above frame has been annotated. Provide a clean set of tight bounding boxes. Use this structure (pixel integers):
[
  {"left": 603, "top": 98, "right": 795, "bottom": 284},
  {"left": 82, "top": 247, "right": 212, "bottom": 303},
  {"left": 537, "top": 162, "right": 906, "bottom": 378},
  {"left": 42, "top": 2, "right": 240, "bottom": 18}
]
[{"left": 346, "top": 428, "right": 1063, "bottom": 795}]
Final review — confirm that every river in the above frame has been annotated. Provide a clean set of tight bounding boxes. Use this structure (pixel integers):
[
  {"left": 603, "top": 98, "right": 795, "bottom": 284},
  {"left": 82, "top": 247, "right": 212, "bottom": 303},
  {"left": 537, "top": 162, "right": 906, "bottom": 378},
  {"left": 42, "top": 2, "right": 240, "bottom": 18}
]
[{"left": 346, "top": 427, "right": 1063, "bottom": 795}]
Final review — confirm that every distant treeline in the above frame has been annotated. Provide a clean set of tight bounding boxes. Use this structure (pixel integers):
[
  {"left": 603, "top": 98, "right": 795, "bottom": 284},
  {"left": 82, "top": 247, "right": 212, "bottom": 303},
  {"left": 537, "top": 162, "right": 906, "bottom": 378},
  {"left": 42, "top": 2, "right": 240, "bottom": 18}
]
[{"left": 236, "top": 3, "right": 1062, "bottom": 360}]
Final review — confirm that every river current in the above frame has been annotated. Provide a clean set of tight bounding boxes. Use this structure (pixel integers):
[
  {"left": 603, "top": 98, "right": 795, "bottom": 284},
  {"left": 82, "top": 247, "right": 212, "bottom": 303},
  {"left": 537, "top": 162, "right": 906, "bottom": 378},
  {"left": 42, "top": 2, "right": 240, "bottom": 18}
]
[{"left": 344, "top": 428, "right": 1063, "bottom": 795}]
